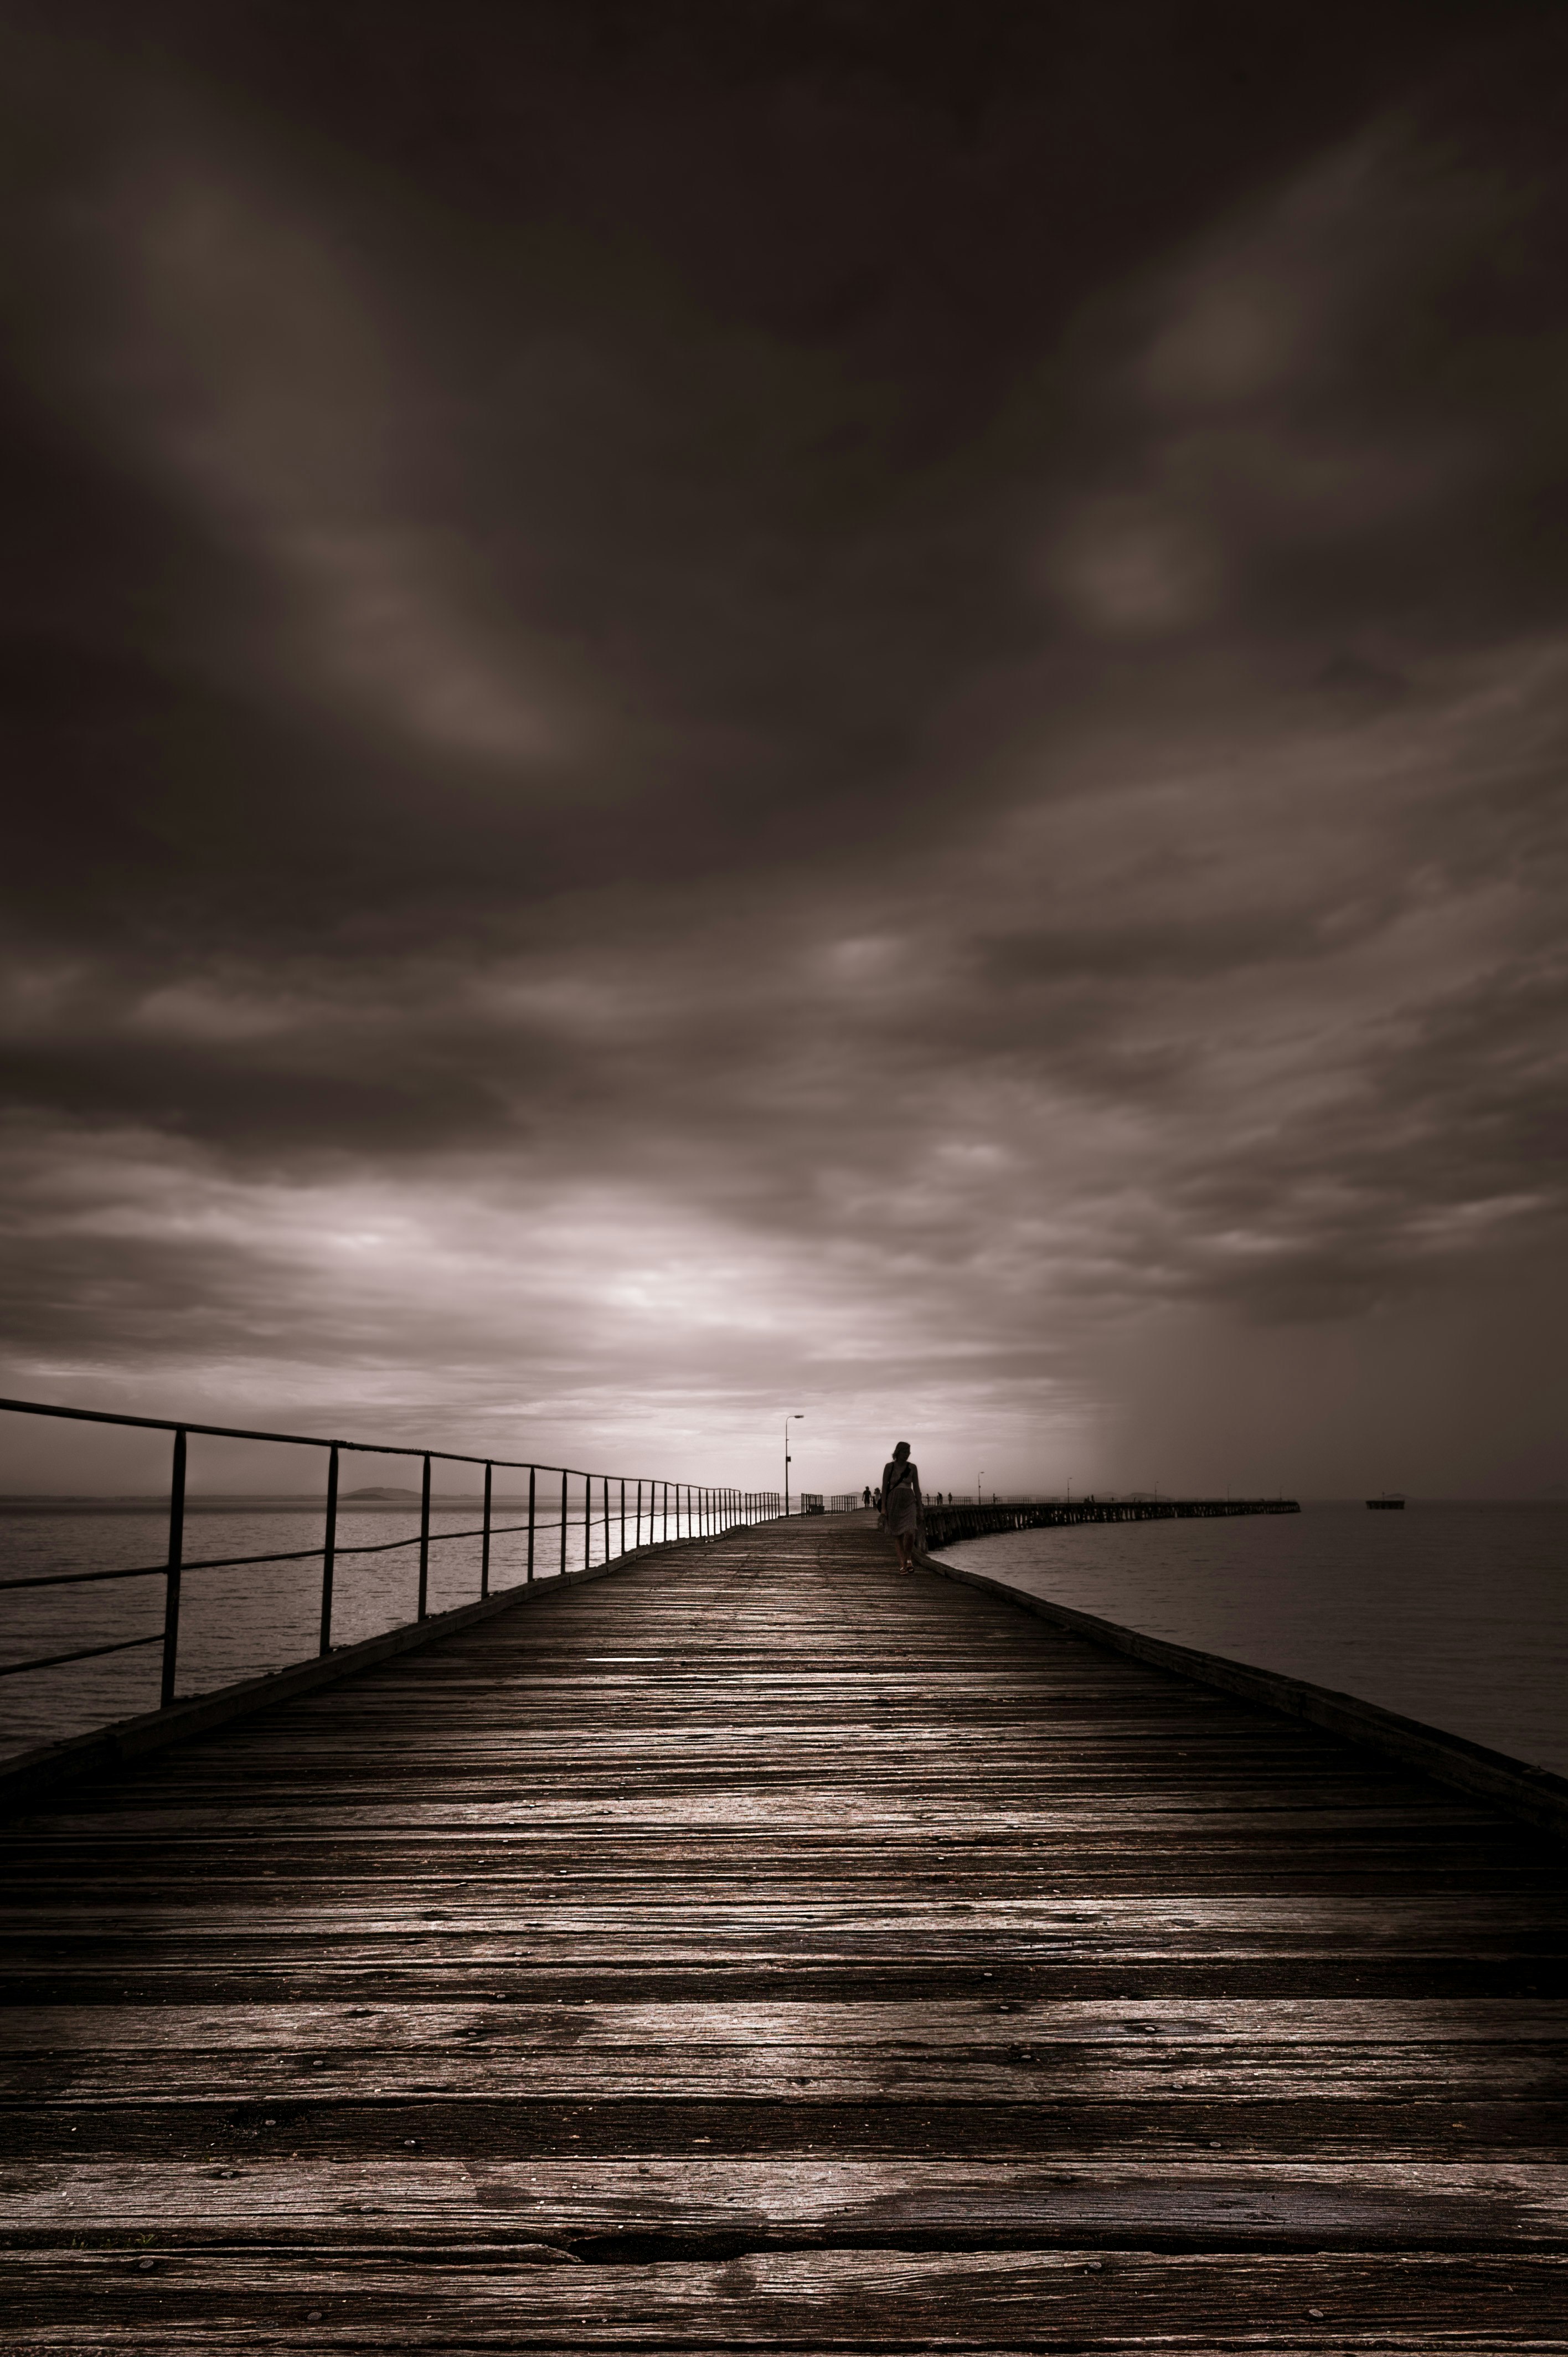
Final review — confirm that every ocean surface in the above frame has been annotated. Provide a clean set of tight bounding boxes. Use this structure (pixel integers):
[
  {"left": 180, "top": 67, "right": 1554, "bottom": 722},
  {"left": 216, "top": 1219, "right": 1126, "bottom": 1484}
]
[
  {"left": 936, "top": 1501, "right": 1568, "bottom": 1778},
  {"left": 0, "top": 1492, "right": 697, "bottom": 1761}
]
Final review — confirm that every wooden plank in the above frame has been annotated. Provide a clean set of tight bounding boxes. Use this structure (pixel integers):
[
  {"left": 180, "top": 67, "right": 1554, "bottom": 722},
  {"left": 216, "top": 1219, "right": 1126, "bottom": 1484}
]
[
  {"left": 4, "top": 2244, "right": 1567, "bottom": 2346},
  {"left": 10, "top": 2157, "right": 1568, "bottom": 2249},
  {"left": 20, "top": 1800, "right": 1514, "bottom": 1836},
  {"left": 12, "top": 2050, "right": 1562, "bottom": 2106},
  {"left": 7, "top": 1898, "right": 1563, "bottom": 1962},
  {"left": 9, "top": 1996, "right": 1562, "bottom": 2050},
  {"left": 6, "top": 2001, "right": 1564, "bottom": 2107}
]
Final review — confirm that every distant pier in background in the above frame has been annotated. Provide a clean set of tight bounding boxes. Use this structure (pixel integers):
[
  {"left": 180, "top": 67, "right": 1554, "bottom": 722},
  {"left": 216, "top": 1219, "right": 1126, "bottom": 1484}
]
[{"left": 922, "top": 1495, "right": 1299, "bottom": 1548}]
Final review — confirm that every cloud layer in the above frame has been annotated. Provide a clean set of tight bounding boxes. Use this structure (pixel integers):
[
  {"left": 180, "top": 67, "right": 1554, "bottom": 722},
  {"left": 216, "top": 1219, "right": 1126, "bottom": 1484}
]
[{"left": 2, "top": 2, "right": 1566, "bottom": 1496}]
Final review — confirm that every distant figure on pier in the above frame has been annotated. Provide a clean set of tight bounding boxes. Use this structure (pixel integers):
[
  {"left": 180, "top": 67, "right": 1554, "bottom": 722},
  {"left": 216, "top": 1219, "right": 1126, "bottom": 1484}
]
[
  {"left": 862, "top": 1486, "right": 872, "bottom": 1507},
  {"left": 881, "top": 1440, "right": 923, "bottom": 1575}
]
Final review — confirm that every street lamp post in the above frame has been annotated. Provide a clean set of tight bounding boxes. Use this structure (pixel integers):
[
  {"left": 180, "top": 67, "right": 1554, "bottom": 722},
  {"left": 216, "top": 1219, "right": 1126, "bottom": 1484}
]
[{"left": 785, "top": 1414, "right": 803, "bottom": 1516}]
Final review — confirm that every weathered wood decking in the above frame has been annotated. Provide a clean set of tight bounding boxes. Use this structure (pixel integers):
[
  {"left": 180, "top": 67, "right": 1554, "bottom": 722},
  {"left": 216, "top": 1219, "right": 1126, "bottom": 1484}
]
[{"left": 3, "top": 1510, "right": 1566, "bottom": 2350}]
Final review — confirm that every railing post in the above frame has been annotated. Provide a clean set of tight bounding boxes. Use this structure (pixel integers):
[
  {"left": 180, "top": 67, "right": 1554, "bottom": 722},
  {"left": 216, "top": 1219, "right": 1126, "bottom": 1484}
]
[
  {"left": 620, "top": 1476, "right": 626, "bottom": 1558},
  {"left": 560, "top": 1469, "right": 568, "bottom": 1576},
  {"left": 417, "top": 1453, "right": 431, "bottom": 1619},
  {"left": 160, "top": 1426, "right": 187, "bottom": 1708},
  {"left": 527, "top": 1464, "right": 536, "bottom": 1583},
  {"left": 603, "top": 1473, "right": 610, "bottom": 1564},
  {"left": 584, "top": 1471, "right": 592, "bottom": 1569},
  {"left": 481, "top": 1461, "right": 492, "bottom": 1599},
  {"left": 319, "top": 1442, "right": 339, "bottom": 1655}
]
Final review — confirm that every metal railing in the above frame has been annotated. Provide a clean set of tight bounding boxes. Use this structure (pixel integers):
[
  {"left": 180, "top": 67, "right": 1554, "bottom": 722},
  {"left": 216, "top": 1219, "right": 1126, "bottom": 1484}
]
[{"left": 0, "top": 1394, "right": 779, "bottom": 1712}]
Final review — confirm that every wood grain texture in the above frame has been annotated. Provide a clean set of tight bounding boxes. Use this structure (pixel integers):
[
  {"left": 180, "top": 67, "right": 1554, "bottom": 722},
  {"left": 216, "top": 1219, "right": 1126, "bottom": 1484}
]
[{"left": 2, "top": 1512, "right": 1565, "bottom": 2351}]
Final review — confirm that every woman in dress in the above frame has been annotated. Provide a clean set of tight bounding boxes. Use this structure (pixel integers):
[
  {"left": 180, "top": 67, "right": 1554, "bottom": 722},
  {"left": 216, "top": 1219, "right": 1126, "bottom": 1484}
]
[{"left": 880, "top": 1440, "right": 922, "bottom": 1574}]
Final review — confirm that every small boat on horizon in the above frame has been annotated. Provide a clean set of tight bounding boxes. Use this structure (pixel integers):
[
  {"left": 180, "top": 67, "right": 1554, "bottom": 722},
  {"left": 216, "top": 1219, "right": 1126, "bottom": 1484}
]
[{"left": 1366, "top": 1492, "right": 1406, "bottom": 1510}]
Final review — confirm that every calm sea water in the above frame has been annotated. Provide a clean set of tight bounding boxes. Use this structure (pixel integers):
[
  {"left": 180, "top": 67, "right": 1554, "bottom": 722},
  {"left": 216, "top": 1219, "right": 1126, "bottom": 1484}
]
[
  {"left": 937, "top": 1501, "right": 1568, "bottom": 1778},
  {"left": 0, "top": 1494, "right": 697, "bottom": 1761}
]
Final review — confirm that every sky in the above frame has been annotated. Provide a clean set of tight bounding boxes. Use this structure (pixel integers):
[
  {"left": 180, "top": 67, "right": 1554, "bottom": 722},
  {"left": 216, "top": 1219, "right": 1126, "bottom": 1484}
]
[{"left": 2, "top": 0, "right": 1566, "bottom": 1500}]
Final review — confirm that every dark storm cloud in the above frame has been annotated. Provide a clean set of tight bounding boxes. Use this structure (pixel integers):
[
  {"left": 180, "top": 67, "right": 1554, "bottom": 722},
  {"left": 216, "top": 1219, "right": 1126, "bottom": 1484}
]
[{"left": 2, "top": 1, "right": 1566, "bottom": 1489}]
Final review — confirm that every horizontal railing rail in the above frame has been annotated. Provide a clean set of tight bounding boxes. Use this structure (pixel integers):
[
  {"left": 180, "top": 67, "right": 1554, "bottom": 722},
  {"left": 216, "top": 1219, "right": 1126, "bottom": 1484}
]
[{"left": 0, "top": 1394, "right": 778, "bottom": 1722}]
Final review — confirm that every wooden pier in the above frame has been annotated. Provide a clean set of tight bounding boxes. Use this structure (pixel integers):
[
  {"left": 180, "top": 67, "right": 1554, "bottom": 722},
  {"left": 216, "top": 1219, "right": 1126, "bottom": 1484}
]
[
  {"left": 3, "top": 1510, "right": 1566, "bottom": 2350},
  {"left": 922, "top": 1498, "right": 1299, "bottom": 1548}
]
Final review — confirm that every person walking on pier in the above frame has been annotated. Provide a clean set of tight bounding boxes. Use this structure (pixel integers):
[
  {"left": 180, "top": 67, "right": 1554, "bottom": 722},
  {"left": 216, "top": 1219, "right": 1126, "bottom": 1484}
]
[{"left": 881, "top": 1439, "right": 923, "bottom": 1574}]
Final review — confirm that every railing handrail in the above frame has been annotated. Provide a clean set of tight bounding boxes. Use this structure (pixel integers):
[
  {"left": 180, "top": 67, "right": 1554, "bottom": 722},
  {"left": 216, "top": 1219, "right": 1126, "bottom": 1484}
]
[{"left": 0, "top": 1392, "right": 779, "bottom": 1721}]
